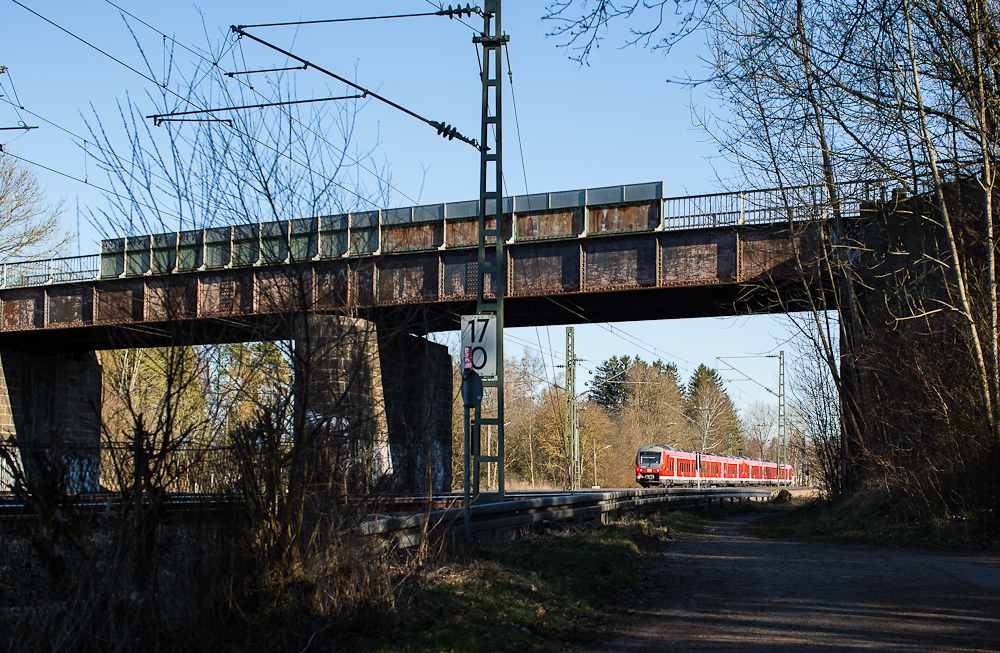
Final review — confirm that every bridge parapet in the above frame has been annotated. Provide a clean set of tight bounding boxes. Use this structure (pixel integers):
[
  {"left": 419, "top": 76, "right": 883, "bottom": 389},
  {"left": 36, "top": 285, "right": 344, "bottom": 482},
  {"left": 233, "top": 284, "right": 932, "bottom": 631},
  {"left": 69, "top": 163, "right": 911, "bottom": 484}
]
[
  {"left": 0, "top": 181, "right": 875, "bottom": 348},
  {"left": 0, "top": 181, "right": 882, "bottom": 291}
]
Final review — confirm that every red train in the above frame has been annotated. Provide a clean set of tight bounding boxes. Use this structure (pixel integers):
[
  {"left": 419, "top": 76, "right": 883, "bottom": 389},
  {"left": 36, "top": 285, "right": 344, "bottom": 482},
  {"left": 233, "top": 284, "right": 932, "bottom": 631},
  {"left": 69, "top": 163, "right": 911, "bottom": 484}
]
[{"left": 635, "top": 445, "right": 793, "bottom": 487}]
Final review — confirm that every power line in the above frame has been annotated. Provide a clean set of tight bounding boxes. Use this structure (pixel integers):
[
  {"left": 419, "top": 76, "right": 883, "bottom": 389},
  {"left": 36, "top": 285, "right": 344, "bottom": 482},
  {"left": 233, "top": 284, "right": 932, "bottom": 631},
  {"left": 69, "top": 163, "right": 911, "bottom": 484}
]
[
  {"left": 716, "top": 356, "right": 779, "bottom": 397},
  {"left": 504, "top": 44, "right": 530, "bottom": 198},
  {"left": 422, "top": 0, "right": 480, "bottom": 32},
  {"left": 18, "top": 0, "right": 454, "bottom": 220},
  {"left": 235, "top": 7, "right": 480, "bottom": 30},
  {"left": 12, "top": 2, "right": 396, "bottom": 217},
  {"left": 12, "top": 0, "right": 167, "bottom": 93},
  {"left": 0, "top": 95, "right": 250, "bottom": 228},
  {"left": 226, "top": 65, "right": 307, "bottom": 78},
  {"left": 0, "top": 65, "right": 28, "bottom": 126},
  {"left": 231, "top": 26, "right": 480, "bottom": 150},
  {"left": 148, "top": 95, "right": 364, "bottom": 124},
  {"left": 101, "top": 0, "right": 469, "bottom": 211},
  {"left": 102, "top": 0, "right": 228, "bottom": 68},
  {"left": 102, "top": 2, "right": 414, "bottom": 206},
  {"left": 505, "top": 332, "right": 565, "bottom": 362},
  {"left": 542, "top": 295, "right": 697, "bottom": 369},
  {"left": 1, "top": 150, "right": 186, "bottom": 223}
]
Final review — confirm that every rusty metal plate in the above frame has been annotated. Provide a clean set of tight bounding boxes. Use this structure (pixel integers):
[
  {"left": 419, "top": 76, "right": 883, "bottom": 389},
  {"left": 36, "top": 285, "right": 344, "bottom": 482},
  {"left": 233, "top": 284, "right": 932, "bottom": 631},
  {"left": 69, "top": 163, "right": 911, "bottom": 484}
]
[
  {"left": 146, "top": 278, "right": 196, "bottom": 321},
  {"left": 258, "top": 269, "right": 306, "bottom": 313},
  {"left": 516, "top": 209, "right": 582, "bottom": 239},
  {"left": 740, "top": 230, "right": 799, "bottom": 281},
  {"left": 583, "top": 236, "right": 656, "bottom": 290},
  {"left": 509, "top": 242, "right": 580, "bottom": 295},
  {"left": 47, "top": 287, "right": 94, "bottom": 326},
  {"left": 198, "top": 273, "right": 250, "bottom": 316},
  {"left": 96, "top": 282, "right": 144, "bottom": 324},
  {"left": 447, "top": 220, "right": 478, "bottom": 247},
  {"left": 441, "top": 252, "right": 474, "bottom": 299},
  {"left": 588, "top": 202, "right": 659, "bottom": 234},
  {"left": 350, "top": 260, "right": 376, "bottom": 307},
  {"left": 660, "top": 231, "right": 736, "bottom": 285},
  {"left": 382, "top": 223, "right": 443, "bottom": 253},
  {"left": 377, "top": 254, "right": 438, "bottom": 304},
  {"left": 441, "top": 251, "right": 496, "bottom": 299},
  {"left": 446, "top": 216, "right": 510, "bottom": 247},
  {"left": 1, "top": 290, "right": 44, "bottom": 329},
  {"left": 314, "top": 263, "right": 349, "bottom": 309}
]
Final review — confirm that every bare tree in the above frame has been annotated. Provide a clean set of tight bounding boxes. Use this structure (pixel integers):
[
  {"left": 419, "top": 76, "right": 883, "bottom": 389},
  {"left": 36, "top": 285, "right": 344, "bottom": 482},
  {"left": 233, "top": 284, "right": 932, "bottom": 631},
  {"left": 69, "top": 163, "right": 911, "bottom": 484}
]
[
  {"left": 542, "top": 0, "right": 1000, "bottom": 519},
  {"left": 743, "top": 402, "right": 775, "bottom": 460},
  {"left": 0, "top": 25, "right": 450, "bottom": 649},
  {"left": 0, "top": 151, "right": 68, "bottom": 262}
]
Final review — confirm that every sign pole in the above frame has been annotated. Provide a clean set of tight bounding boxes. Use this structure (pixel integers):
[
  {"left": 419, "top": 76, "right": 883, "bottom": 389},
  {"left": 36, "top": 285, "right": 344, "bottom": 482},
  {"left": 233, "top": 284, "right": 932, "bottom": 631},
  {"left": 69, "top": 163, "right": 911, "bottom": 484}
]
[
  {"left": 460, "top": 367, "right": 483, "bottom": 542},
  {"left": 472, "top": 0, "right": 508, "bottom": 501}
]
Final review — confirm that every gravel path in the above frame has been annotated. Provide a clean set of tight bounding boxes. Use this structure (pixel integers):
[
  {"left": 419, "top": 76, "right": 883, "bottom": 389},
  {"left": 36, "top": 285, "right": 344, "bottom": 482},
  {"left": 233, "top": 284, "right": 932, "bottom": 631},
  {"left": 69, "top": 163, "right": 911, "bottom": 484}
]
[{"left": 572, "top": 515, "right": 1000, "bottom": 652}]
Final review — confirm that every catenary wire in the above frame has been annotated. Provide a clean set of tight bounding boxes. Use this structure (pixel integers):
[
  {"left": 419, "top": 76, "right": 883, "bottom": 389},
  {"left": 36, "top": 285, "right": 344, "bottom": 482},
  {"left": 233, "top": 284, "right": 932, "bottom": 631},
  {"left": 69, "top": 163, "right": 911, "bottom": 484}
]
[
  {"left": 422, "top": 0, "right": 480, "bottom": 33},
  {"left": 236, "top": 10, "right": 476, "bottom": 30},
  {"left": 716, "top": 357, "right": 779, "bottom": 397},
  {"left": 231, "top": 26, "right": 480, "bottom": 150},
  {"left": 542, "top": 295, "right": 698, "bottom": 370},
  {"left": 500, "top": 40, "right": 553, "bottom": 387},
  {"left": 20, "top": 0, "right": 459, "bottom": 220},
  {"left": 102, "top": 0, "right": 459, "bottom": 212},
  {"left": 2, "top": 150, "right": 186, "bottom": 223},
  {"left": 11, "top": 2, "right": 401, "bottom": 216}
]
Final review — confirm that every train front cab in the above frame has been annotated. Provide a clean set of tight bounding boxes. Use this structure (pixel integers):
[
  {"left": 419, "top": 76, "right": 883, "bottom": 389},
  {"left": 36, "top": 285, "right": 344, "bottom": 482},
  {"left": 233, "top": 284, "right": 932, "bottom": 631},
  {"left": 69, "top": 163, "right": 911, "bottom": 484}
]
[{"left": 636, "top": 445, "right": 672, "bottom": 487}]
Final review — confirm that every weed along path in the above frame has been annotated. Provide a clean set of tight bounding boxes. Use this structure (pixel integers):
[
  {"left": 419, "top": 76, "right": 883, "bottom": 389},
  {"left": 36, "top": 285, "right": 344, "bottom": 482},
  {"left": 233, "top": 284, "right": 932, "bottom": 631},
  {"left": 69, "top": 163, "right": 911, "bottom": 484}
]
[{"left": 571, "top": 514, "right": 1000, "bottom": 653}]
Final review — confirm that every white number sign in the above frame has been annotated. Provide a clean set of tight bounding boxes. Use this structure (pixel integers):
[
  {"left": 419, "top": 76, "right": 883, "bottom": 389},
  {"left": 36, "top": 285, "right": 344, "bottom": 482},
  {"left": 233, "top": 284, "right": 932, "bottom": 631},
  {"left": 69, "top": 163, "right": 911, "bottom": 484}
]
[{"left": 461, "top": 315, "right": 497, "bottom": 379}]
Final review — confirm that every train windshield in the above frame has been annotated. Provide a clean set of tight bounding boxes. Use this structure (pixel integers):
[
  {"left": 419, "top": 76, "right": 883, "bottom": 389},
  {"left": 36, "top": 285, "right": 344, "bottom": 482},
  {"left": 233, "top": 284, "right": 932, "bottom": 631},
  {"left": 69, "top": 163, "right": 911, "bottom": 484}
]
[{"left": 638, "top": 451, "right": 661, "bottom": 467}]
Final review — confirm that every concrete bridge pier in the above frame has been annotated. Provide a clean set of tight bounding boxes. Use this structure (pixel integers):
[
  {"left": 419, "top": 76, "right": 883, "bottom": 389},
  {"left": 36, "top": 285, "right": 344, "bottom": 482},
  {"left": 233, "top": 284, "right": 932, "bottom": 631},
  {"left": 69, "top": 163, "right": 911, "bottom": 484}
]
[
  {"left": 0, "top": 349, "right": 102, "bottom": 492},
  {"left": 294, "top": 315, "right": 452, "bottom": 494}
]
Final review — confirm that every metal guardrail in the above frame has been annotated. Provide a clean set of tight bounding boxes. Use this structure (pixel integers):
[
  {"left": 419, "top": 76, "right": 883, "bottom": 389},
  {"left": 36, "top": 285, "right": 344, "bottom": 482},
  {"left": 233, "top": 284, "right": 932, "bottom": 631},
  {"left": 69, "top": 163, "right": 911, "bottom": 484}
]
[
  {"left": 0, "top": 488, "right": 776, "bottom": 547},
  {"left": 362, "top": 486, "right": 775, "bottom": 549},
  {"left": 0, "top": 254, "right": 100, "bottom": 289},
  {"left": 0, "top": 180, "right": 888, "bottom": 291}
]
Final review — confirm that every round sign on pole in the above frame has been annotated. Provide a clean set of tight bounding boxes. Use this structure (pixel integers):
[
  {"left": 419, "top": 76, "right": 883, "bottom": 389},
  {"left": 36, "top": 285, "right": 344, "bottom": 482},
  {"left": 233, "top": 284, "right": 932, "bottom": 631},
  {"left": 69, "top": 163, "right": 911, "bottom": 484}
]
[{"left": 461, "top": 370, "right": 484, "bottom": 408}]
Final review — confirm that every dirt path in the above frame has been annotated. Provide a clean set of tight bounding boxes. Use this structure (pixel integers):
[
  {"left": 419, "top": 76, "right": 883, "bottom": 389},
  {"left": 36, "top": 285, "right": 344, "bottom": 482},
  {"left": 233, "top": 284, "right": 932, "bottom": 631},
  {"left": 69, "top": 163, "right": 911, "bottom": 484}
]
[{"left": 572, "top": 515, "right": 1000, "bottom": 652}]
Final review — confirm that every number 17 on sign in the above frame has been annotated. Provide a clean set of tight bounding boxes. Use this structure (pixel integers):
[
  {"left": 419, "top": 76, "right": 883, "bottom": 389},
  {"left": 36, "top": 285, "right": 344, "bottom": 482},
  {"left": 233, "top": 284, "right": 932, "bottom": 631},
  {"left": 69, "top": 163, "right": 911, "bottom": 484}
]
[{"left": 461, "top": 315, "right": 497, "bottom": 380}]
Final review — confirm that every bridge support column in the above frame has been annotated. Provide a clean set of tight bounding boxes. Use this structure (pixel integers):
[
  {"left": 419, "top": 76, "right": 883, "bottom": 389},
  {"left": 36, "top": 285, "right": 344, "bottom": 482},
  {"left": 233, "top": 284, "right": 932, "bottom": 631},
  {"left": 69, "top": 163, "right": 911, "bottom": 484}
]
[
  {"left": 0, "top": 349, "right": 102, "bottom": 491},
  {"left": 295, "top": 315, "right": 452, "bottom": 494}
]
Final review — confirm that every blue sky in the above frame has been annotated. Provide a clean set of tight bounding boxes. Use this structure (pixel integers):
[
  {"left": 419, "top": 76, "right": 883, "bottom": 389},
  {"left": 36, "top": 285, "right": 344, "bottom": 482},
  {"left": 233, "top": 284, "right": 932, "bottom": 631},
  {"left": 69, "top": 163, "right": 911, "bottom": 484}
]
[{"left": 1, "top": 1, "right": 803, "bottom": 411}]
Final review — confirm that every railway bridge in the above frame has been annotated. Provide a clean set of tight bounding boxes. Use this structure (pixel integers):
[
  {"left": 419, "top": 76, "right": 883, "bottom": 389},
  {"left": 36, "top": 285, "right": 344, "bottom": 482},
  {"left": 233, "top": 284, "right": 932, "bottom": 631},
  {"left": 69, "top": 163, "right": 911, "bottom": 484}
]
[{"left": 0, "top": 180, "right": 863, "bottom": 492}]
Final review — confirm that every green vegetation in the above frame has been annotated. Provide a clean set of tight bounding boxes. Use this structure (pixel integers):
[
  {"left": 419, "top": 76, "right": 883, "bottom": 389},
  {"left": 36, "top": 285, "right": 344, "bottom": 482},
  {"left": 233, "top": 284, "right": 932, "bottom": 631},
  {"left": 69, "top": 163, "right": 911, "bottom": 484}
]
[
  {"left": 740, "top": 492, "right": 1000, "bottom": 550},
  {"left": 364, "top": 511, "right": 706, "bottom": 652}
]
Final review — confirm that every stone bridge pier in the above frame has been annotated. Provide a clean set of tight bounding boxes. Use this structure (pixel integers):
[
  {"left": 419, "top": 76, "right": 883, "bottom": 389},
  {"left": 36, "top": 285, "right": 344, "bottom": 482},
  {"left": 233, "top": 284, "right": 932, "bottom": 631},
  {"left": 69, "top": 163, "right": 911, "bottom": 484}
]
[
  {"left": 0, "top": 318, "right": 452, "bottom": 496},
  {"left": 0, "top": 349, "right": 102, "bottom": 491},
  {"left": 295, "top": 315, "right": 453, "bottom": 494}
]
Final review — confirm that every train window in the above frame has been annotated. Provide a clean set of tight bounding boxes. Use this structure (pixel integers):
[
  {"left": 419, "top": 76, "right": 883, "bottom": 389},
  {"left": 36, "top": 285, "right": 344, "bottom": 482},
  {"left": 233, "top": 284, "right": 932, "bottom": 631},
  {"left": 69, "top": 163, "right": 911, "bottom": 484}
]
[{"left": 639, "top": 452, "right": 661, "bottom": 467}]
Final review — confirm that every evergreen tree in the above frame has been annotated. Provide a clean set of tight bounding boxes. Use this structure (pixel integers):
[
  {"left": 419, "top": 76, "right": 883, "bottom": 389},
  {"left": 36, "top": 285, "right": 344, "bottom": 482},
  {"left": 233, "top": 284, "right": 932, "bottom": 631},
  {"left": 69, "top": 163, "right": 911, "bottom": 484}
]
[
  {"left": 588, "top": 355, "right": 633, "bottom": 413},
  {"left": 686, "top": 364, "right": 726, "bottom": 399},
  {"left": 685, "top": 364, "right": 743, "bottom": 454}
]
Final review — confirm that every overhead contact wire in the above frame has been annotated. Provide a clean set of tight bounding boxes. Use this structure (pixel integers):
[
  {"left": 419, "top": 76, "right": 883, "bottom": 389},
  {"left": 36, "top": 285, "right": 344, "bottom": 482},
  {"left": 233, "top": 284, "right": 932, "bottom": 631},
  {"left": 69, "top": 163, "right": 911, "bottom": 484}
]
[
  {"left": 101, "top": 1, "right": 429, "bottom": 211},
  {"left": 11, "top": 2, "right": 389, "bottom": 212},
  {"left": 231, "top": 26, "right": 480, "bottom": 150}
]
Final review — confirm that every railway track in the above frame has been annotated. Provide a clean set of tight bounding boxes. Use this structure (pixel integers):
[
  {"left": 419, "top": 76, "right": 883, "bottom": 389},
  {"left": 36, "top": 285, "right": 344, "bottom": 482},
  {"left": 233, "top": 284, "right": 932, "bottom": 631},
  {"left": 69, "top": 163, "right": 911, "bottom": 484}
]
[{"left": 0, "top": 487, "right": 779, "bottom": 543}]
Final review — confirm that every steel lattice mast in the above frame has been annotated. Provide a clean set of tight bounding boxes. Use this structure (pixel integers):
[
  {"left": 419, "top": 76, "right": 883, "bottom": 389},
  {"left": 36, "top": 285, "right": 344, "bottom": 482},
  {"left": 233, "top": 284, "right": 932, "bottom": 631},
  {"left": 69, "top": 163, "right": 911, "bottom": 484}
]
[{"left": 473, "top": 0, "right": 509, "bottom": 500}]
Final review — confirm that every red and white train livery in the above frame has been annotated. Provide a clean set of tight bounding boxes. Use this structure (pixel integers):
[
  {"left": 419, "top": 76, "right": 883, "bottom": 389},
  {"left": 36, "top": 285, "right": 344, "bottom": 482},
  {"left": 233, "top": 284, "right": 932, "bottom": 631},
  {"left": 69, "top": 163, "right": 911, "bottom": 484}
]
[{"left": 635, "top": 445, "right": 793, "bottom": 487}]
